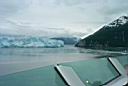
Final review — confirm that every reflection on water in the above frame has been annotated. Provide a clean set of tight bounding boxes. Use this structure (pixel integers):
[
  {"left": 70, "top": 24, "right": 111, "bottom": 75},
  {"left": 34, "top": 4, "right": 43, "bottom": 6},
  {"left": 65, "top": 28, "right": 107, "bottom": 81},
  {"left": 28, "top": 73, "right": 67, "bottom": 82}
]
[
  {"left": 0, "top": 45, "right": 128, "bottom": 86},
  {"left": 0, "top": 45, "right": 97, "bottom": 76},
  {"left": 0, "top": 45, "right": 126, "bottom": 61},
  {"left": 0, "top": 45, "right": 127, "bottom": 76}
]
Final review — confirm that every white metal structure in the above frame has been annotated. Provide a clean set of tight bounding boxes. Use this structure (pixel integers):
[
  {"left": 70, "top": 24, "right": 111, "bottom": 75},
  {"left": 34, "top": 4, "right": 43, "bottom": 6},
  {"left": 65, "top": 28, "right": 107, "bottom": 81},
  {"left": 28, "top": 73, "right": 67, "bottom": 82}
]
[{"left": 54, "top": 58, "right": 128, "bottom": 86}]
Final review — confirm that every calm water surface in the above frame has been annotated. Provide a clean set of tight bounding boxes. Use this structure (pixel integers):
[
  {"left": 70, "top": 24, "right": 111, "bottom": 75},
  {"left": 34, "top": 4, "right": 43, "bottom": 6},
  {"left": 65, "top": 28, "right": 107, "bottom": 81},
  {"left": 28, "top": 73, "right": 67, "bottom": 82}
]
[{"left": 0, "top": 45, "right": 127, "bottom": 76}]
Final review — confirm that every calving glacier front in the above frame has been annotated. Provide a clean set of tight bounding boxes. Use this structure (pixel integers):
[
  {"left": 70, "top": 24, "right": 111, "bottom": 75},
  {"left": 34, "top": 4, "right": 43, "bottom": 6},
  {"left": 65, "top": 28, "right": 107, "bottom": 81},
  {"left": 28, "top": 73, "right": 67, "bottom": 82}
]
[{"left": 0, "top": 36, "right": 64, "bottom": 48}]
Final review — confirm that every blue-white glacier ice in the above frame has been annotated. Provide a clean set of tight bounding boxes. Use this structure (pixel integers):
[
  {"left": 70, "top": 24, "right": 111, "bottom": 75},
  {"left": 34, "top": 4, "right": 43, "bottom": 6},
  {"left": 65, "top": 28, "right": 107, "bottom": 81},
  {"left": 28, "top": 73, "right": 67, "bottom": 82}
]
[{"left": 0, "top": 36, "right": 64, "bottom": 48}]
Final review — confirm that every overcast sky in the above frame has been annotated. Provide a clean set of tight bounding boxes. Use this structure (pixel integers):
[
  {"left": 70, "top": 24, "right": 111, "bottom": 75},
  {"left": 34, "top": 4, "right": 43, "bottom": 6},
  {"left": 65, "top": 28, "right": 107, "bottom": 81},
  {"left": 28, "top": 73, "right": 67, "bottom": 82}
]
[{"left": 0, "top": 0, "right": 128, "bottom": 37}]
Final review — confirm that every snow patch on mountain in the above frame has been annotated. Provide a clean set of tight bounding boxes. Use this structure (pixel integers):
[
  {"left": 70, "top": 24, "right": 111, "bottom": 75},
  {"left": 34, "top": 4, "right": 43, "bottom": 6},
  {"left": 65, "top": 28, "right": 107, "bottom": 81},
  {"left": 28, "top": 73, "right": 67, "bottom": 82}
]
[{"left": 105, "top": 16, "right": 128, "bottom": 27}]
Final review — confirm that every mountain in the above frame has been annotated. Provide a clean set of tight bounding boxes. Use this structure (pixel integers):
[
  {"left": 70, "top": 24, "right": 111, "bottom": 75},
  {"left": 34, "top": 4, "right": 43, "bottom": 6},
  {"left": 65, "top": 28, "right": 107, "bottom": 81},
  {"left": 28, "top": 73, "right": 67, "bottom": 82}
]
[
  {"left": 51, "top": 37, "right": 80, "bottom": 45},
  {"left": 75, "top": 16, "right": 128, "bottom": 50},
  {"left": 0, "top": 35, "right": 64, "bottom": 48}
]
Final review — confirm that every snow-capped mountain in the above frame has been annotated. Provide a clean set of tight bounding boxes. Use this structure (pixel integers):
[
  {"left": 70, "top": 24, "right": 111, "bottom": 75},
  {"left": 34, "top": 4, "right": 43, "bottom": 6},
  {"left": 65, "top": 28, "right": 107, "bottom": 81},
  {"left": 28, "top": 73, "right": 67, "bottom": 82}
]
[
  {"left": 76, "top": 16, "right": 128, "bottom": 50},
  {"left": 0, "top": 36, "right": 64, "bottom": 48},
  {"left": 105, "top": 16, "right": 128, "bottom": 27}
]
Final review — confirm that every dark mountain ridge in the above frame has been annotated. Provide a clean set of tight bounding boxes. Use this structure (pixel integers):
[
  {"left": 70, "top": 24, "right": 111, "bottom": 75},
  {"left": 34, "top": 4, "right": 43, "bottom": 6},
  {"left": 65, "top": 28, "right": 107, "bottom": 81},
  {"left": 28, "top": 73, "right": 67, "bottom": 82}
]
[{"left": 75, "top": 16, "right": 128, "bottom": 50}]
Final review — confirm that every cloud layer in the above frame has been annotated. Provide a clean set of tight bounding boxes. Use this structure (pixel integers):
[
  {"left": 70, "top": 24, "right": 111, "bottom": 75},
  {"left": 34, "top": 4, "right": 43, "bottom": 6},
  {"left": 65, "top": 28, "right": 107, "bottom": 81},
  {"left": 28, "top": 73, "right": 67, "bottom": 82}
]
[{"left": 0, "top": 0, "right": 128, "bottom": 37}]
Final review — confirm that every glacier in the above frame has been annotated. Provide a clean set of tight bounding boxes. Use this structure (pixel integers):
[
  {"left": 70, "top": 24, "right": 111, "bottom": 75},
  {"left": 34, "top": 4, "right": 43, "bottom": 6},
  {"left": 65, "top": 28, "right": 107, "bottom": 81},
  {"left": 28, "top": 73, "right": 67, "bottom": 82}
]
[{"left": 0, "top": 36, "right": 64, "bottom": 48}]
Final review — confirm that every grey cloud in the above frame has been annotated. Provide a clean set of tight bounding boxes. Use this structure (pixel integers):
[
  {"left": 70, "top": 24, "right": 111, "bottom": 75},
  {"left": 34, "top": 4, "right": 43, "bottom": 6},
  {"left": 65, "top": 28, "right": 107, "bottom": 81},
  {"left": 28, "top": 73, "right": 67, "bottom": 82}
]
[
  {"left": 0, "top": 0, "right": 128, "bottom": 36},
  {"left": 0, "top": 0, "right": 26, "bottom": 18},
  {"left": 99, "top": 0, "right": 128, "bottom": 15},
  {"left": 55, "top": 0, "right": 101, "bottom": 7}
]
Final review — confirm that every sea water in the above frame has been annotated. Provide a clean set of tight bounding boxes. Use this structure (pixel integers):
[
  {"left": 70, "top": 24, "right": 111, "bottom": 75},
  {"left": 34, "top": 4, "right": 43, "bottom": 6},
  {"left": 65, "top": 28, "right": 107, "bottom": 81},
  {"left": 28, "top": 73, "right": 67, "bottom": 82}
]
[
  {"left": 0, "top": 45, "right": 127, "bottom": 76},
  {"left": 0, "top": 45, "right": 128, "bottom": 86}
]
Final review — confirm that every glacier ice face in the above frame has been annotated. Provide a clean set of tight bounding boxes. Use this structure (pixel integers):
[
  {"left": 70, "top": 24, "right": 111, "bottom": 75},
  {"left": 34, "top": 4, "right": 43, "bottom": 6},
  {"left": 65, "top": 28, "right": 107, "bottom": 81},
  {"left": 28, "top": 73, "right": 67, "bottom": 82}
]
[
  {"left": 0, "top": 36, "right": 64, "bottom": 48},
  {"left": 105, "top": 16, "right": 128, "bottom": 28}
]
